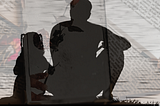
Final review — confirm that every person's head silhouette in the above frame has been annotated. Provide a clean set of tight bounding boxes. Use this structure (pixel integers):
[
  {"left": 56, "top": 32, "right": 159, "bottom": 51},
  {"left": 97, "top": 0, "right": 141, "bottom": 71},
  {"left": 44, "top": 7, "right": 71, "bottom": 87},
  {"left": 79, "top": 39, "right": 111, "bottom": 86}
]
[{"left": 70, "top": 0, "right": 92, "bottom": 22}]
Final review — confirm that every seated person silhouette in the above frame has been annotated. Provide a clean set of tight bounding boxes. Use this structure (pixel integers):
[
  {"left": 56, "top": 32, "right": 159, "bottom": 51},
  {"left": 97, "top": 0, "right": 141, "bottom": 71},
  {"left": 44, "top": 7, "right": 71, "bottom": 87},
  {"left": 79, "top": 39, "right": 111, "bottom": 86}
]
[
  {"left": 0, "top": 32, "right": 54, "bottom": 104},
  {"left": 49, "top": 0, "right": 131, "bottom": 102},
  {"left": 14, "top": 32, "right": 55, "bottom": 101}
]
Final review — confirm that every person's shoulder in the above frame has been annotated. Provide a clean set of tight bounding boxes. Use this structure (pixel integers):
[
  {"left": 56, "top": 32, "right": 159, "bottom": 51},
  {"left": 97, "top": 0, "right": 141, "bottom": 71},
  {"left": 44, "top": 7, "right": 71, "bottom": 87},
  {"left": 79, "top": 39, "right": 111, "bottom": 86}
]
[
  {"left": 53, "top": 20, "right": 72, "bottom": 28},
  {"left": 93, "top": 23, "right": 132, "bottom": 50},
  {"left": 88, "top": 21, "right": 106, "bottom": 28},
  {"left": 107, "top": 29, "right": 131, "bottom": 50},
  {"left": 51, "top": 21, "right": 72, "bottom": 33},
  {"left": 87, "top": 21, "right": 107, "bottom": 32},
  {"left": 60, "top": 20, "right": 72, "bottom": 27}
]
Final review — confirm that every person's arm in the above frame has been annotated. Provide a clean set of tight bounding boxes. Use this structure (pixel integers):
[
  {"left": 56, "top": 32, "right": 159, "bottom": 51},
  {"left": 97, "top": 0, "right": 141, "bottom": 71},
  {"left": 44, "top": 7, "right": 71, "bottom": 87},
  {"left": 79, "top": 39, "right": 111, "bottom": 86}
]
[
  {"left": 50, "top": 24, "right": 62, "bottom": 51},
  {"left": 101, "top": 28, "right": 131, "bottom": 100},
  {"left": 107, "top": 29, "right": 131, "bottom": 51}
]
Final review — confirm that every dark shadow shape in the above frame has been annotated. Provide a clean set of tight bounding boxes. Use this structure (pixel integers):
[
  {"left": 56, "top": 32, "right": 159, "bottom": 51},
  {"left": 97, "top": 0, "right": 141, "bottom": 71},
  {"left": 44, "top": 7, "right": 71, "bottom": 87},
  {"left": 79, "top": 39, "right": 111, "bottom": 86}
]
[
  {"left": 13, "top": 32, "right": 54, "bottom": 102},
  {"left": 49, "top": 0, "right": 131, "bottom": 102}
]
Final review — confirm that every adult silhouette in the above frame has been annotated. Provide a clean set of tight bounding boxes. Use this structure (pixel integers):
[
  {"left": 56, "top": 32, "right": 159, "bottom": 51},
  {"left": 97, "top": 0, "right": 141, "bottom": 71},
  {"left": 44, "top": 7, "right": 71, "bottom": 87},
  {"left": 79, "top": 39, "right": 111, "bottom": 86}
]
[{"left": 49, "top": 0, "right": 131, "bottom": 102}]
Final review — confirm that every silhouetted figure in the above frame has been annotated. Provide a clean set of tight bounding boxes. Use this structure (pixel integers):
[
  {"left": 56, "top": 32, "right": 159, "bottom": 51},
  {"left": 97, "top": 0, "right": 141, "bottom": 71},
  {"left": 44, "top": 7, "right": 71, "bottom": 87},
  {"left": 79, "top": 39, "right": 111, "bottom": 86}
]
[
  {"left": 19, "top": 32, "right": 55, "bottom": 101},
  {"left": 49, "top": 0, "right": 131, "bottom": 103},
  {"left": 0, "top": 32, "right": 54, "bottom": 104}
]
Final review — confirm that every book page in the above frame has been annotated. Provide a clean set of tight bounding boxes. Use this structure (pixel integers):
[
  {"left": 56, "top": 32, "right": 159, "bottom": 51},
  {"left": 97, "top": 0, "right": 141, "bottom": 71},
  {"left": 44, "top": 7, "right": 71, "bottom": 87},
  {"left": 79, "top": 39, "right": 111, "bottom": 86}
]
[
  {"left": 106, "top": 0, "right": 160, "bottom": 103},
  {"left": 1, "top": 0, "right": 160, "bottom": 104},
  {"left": 0, "top": 0, "right": 24, "bottom": 100}
]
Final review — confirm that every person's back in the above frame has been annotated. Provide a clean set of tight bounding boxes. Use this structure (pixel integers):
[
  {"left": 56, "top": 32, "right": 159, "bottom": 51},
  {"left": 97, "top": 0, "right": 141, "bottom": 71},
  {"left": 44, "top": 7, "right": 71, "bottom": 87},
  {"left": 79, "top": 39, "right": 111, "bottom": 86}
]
[{"left": 48, "top": 21, "right": 110, "bottom": 101}]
